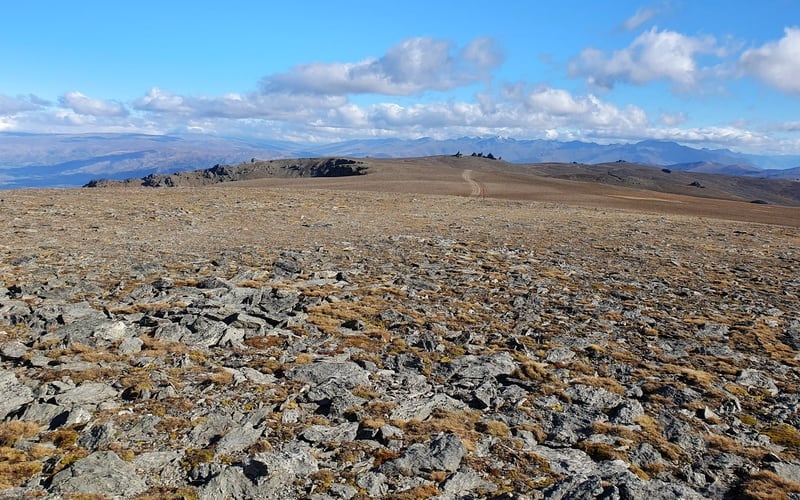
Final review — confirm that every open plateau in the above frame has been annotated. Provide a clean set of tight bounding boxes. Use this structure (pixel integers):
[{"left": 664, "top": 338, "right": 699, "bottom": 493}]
[{"left": 1, "top": 155, "right": 799, "bottom": 499}]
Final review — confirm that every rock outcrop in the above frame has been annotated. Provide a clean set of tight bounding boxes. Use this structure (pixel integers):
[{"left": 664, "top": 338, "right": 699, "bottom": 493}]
[{"left": 84, "top": 157, "right": 367, "bottom": 187}]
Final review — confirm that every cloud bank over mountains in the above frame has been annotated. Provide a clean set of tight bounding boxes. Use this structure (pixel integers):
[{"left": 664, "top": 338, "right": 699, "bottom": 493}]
[{"left": 1, "top": 21, "right": 799, "bottom": 154}]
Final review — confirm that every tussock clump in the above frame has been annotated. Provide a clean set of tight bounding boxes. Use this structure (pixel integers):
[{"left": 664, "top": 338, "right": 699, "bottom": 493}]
[
  {"left": 0, "top": 421, "right": 41, "bottom": 447},
  {"left": 735, "top": 470, "right": 800, "bottom": 500}
]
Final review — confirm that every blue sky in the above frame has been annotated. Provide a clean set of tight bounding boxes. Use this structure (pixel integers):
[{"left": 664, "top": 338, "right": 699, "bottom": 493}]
[{"left": 1, "top": 1, "right": 799, "bottom": 154}]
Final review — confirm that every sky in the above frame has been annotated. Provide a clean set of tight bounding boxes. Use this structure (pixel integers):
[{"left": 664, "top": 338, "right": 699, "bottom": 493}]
[{"left": 1, "top": 1, "right": 799, "bottom": 154}]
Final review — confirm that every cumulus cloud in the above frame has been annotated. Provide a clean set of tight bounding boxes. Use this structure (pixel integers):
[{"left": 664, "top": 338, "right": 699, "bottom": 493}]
[
  {"left": 134, "top": 88, "right": 191, "bottom": 114},
  {"left": 570, "top": 27, "right": 719, "bottom": 90},
  {"left": 59, "top": 91, "right": 128, "bottom": 117},
  {"left": 260, "top": 36, "right": 503, "bottom": 96},
  {"left": 740, "top": 27, "right": 800, "bottom": 94},
  {"left": 126, "top": 81, "right": 650, "bottom": 143},
  {"left": 501, "top": 84, "right": 648, "bottom": 131},
  {"left": 0, "top": 94, "right": 45, "bottom": 115}
]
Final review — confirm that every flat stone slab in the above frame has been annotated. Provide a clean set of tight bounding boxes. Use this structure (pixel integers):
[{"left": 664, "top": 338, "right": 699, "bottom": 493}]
[{"left": 50, "top": 451, "right": 147, "bottom": 497}]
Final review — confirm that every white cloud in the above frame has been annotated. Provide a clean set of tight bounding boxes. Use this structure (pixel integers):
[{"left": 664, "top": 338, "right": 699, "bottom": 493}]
[
  {"left": 648, "top": 125, "right": 772, "bottom": 148},
  {"left": 0, "top": 117, "right": 17, "bottom": 131},
  {"left": 0, "top": 94, "right": 44, "bottom": 115},
  {"left": 461, "top": 36, "right": 505, "bottom": 73},
  {"left": 260, "top": 36, "right": 503, "bottom": 96},
  {"left": 659, "top": 112, "right": 687, "bottom": 126},
  {"left": 570, "top": 27, "right": 719, "bottom": 90},
  {"left": 775, "top": 121, "right": 800, "bottom": 132},
  {"left": 59, "top": 91, "right": 128, "bottom": 117},
  {"left": 622, "top": 6, "right": 659, "bottom": 31},
  {"left": 502, "top": 85, "right": 648, "bottom": 132},
  {"left": 525, "top": 87, "right": 586, "bottom": 115},
  {"left": 134, "top": 88, "right": 191, "bottom": 114},
  {"left": 133, "top": 87, "right": 347, "bottom": 120},
  {"left": 740, "top": 27, "right": 800, "bottom": 94}
]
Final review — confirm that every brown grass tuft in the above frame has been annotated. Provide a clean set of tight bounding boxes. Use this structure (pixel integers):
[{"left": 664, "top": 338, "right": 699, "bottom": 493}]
[
  {"left": 577, "top": 441, "right": 626, "bottom": 462},
  {"left": 476, "top": 420, "right": 510, "bottom": 437},
  {"left": 132, "top": 486, "right": 199, "bottom": 500},
  {"left": 735, "top": 470, "right": 800, "bottom": 500},
  {"left": 0, "top": 447, "right": 44, "bottom": 489},
  {"left": 204, "top": 369, "right": 233, "bottom": 385},
  {"left": 0, "top": 421, "right": 41, "bottom": 447},
  {"left": 763, "top": 423, "right": 800, "bottom": 449}
]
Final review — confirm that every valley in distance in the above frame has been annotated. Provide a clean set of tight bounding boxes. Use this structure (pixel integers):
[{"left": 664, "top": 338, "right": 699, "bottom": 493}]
[{"left": 0, "top": 153, "right": 799, "bottom": 498}]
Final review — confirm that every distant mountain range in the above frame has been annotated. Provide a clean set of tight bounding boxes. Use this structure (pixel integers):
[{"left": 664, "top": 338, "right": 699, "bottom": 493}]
[{"left": 1, "top": 132, "right": 799, "bottom": 188}]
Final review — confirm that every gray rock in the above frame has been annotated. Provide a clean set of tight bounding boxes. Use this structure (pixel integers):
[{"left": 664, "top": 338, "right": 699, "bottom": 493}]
[
  {"left": 629, "top": 442, "right": 663, "bottom": 468},
  {"left": 53, "top": 381, "right": 117, "bottom": 406},
  {"left": 244, "top": 443, "right": 319, "bottom": 491},
  {"left": 50, "top": 451, "right": 147, "bottom": 497},
  {"left": 301, "top": 422, "right": 359, "bottom": 444},
  {"left": 0, "top": 340, "right": 28, "bottom": 359},
  {"left": 328, "top": 483, "right": 358, "bottom": 499},
  {"left": 198, "top": 276, "right": 232, "bottom": 290},
  {"left": 154, "top": 321, "right": 191, "bottom": 343},
  {"left": 766, "top": 461, "right": 800, "bottom": 484},
  {"left": 118, "top": 336, "right": 143, "bottom": 355},
  {"left": 617, "top": 475, "right": 705, "bottom": 499},
  {"left": 545, "top": 475, "right": 606, "bottom": 499},
  {"left": 93, "top": 320, "right": 128, "bottom": 341},
  {"left": 183, "top": 317, "right": 228, "bottom": 348},
  {"left": 784, "top": 320, "right": 800, "bottom": 350},
  {"left": 736, "top": 369, "right": 779, "bottom": 396},
  {"left": 20, "top": 402, "right": 63, "bottom": 426},
  {"left": 199, "top": 466, "right": 261, "bottom": 500},
  {"left": 567, "top": 384, "right": 626, "bottom": 410},
  {"left": 356, "top": 471, "right": 388, "bottom": 497},
  {"left": 238, "top": 366, "right": 277, "bottom": 385},
  {"left": 445, "top": 351, "right": 515, "bottom": 381},
  {"left": 383, "top": 433, "right": 465, "bottom": 474},
  {"left": 59, "top": 301, "right": 105, "bottom": 324},
  {"left": 288, "top": 361, "right": 371, "bottom": 388},
  {"left": 215, "top": 424, "right": 265, "bottom": 456},
  {"left": 531, "top": 445, "right": 599, "bottom": 477},
  {"left": 133, "top": 450, "right": 182, "bottom": 470},
  {"left": 189, "top": 413, "right": 236, "bottom": 449},
  {"left": 62, "top": 407, "right": 93, "bottom": 426},
  {"left": 226, "top": 312, "right": 268, "bottom": 335},
  {"left": 43, "top": 315, "right": 110, "bottom": 346},
  {"left": 271, "top": 257, "right": 302, "bottom": 278},
  {"left": 442, "top": 468, "right": 496, "bottom": 496},
  {"left": 473, "top": 380, "right": 498, "bottom": 409},
  {"left": 125, "top": 414, "right": 162, "bottom": 441},
  {"left": 610, "top": 400, "right": 645, "bottom": 425},
  {"left": 0, "top": 370, "right": 34, "bottom": 420},
  {"left": 78, "top": 422, "right": 115, "bottom": 450},
  {"left": 546, "top": 347, "right": 576, "bottom": 363},
  {"left": 390, "top": 393, "right": 467, "bottom": 421},
  {"left": 189, "top": 462, "right": 226, "bottom": 485},
  {"left": 217, "top": 327, "right": 246, "bottom": 347}
]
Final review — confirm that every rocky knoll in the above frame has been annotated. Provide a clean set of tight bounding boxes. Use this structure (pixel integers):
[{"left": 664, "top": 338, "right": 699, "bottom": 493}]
[
  {"left": 84, "top": 157, "right": 367, "bottom": 187},
  {"left": 0, "top": 187, "right": 799, "bottom": 499}
]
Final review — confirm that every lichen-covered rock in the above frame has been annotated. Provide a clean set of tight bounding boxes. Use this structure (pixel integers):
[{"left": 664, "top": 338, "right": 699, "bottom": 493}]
[
  {"left": 0, "top": 370, "right": 34, "bottom": 419},
  {"left": 382, "top": 433, "right": 465, "bottom": 474},
  {"left": 50, "top": 451, "right": 147, "bottom": 497}
]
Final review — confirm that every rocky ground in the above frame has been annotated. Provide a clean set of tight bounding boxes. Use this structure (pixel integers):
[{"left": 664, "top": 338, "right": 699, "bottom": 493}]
[{"left": 0, "top": 185, "right": 799, "bottom": 499}]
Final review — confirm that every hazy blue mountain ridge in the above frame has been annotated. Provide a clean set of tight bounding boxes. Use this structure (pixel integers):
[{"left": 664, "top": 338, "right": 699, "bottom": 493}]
[{"left": 1, "top": 133, "right": 799, "bottom": 188}]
